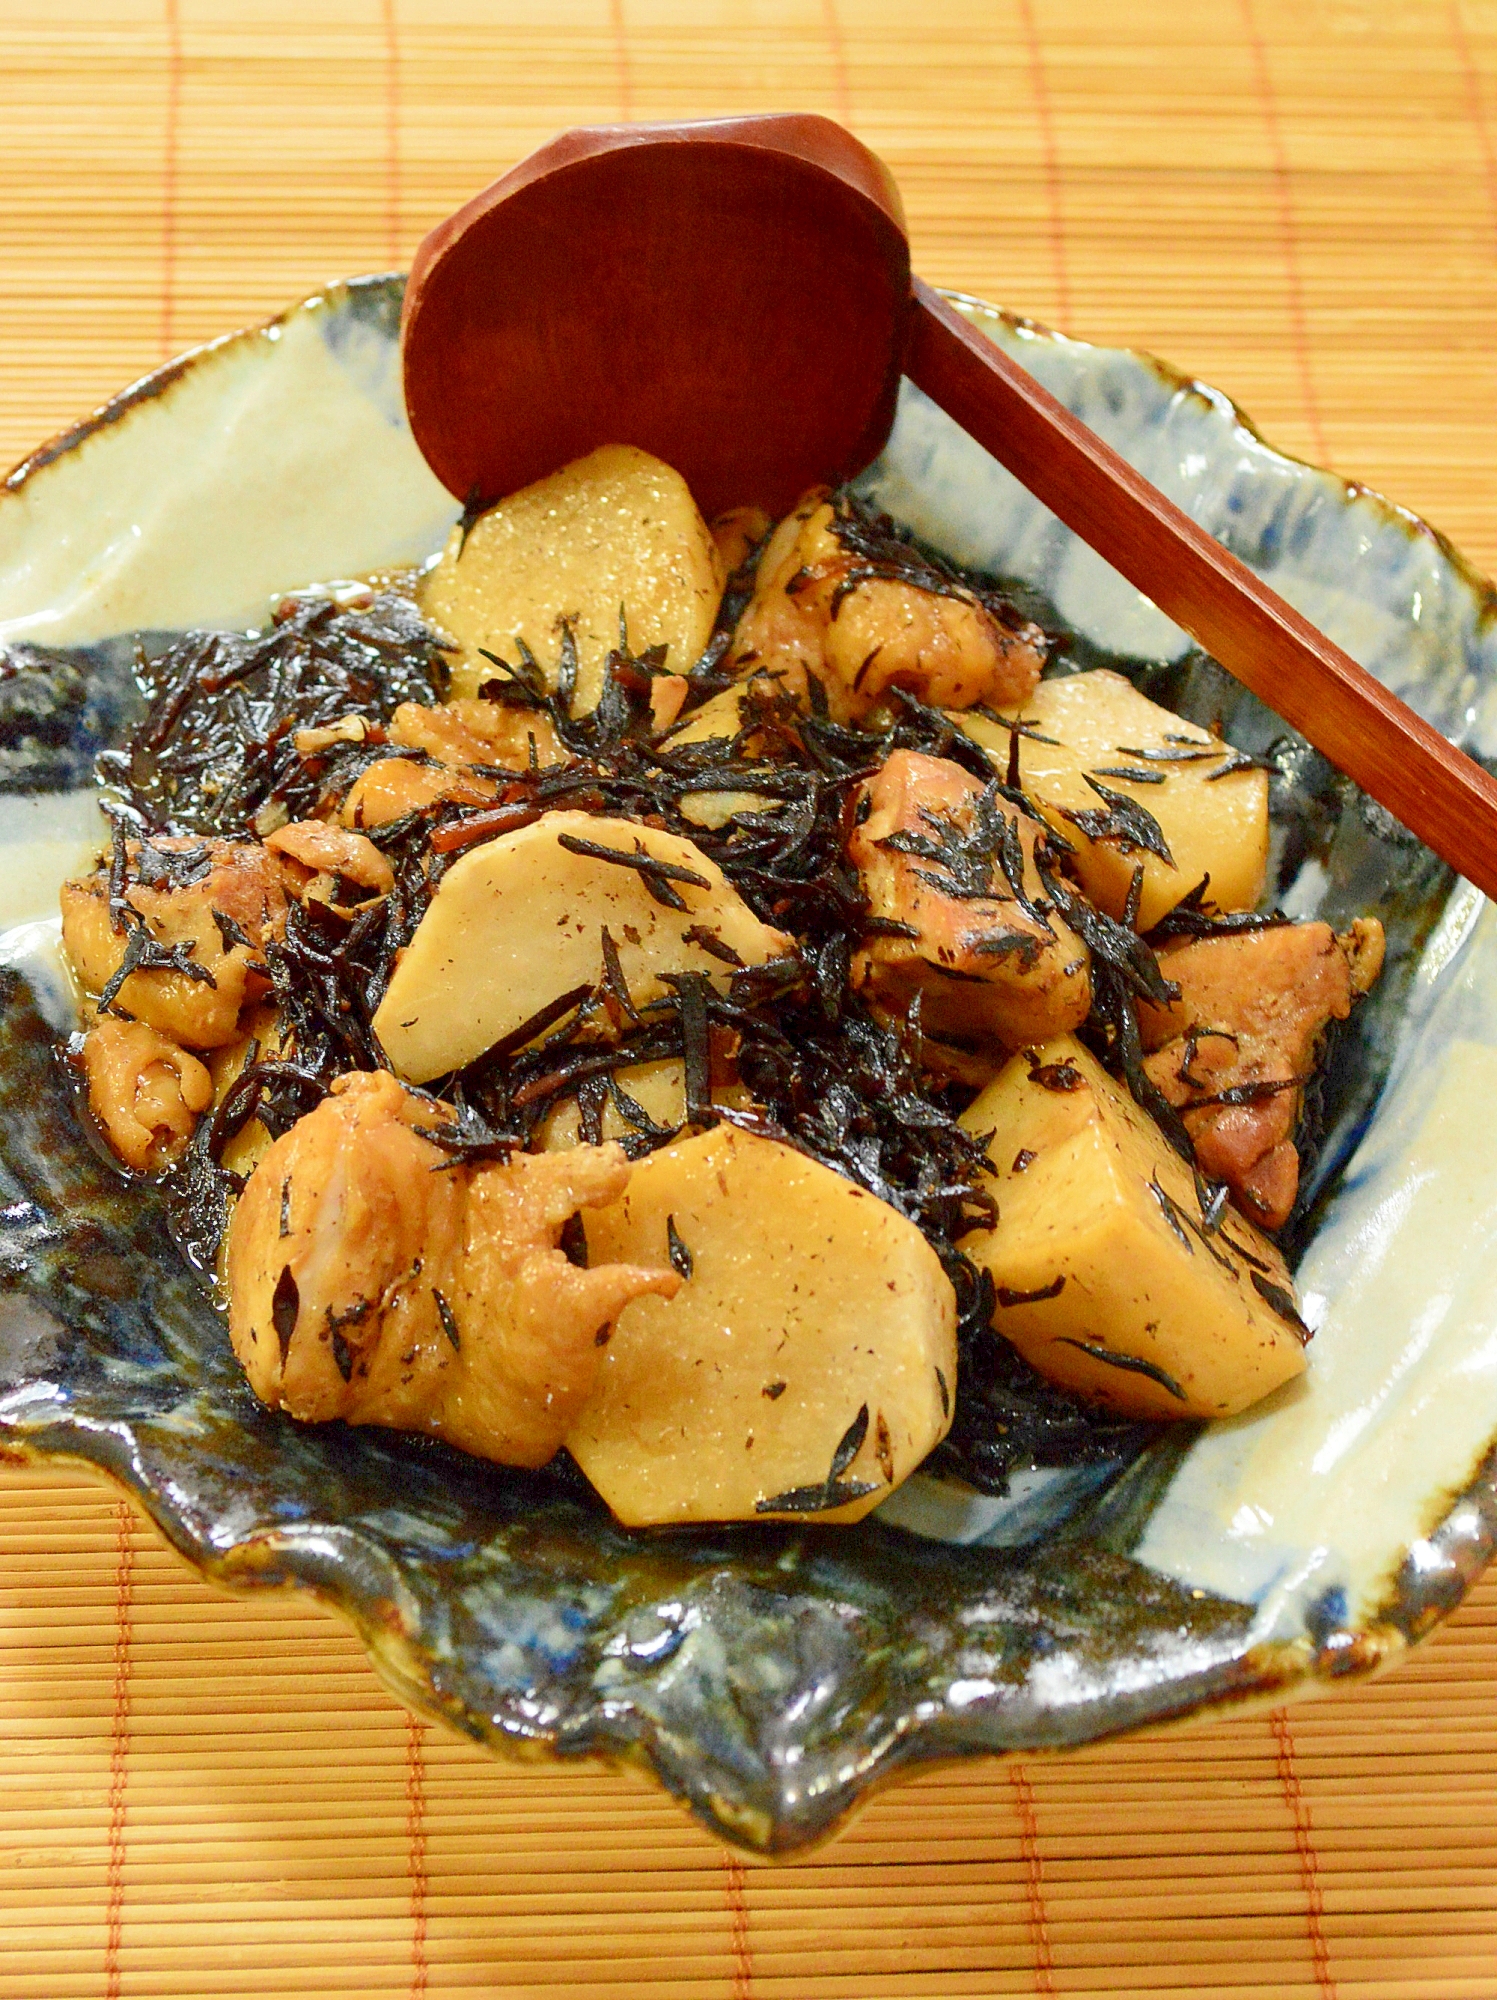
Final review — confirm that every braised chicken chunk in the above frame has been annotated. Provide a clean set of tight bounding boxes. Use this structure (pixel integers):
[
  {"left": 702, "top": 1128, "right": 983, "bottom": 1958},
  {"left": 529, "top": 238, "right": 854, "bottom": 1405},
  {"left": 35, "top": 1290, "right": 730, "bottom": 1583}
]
[
  {"left": 225, "top": 1070, "right": 679, "bottom": 1467},
  {"left": 1138, "top": 917, "right": 1386, "bottom": 1228},
  {"left": 288, "top": 706, "right": 528, "bottom": 828},
  {"left": 848, "top": 750, "right": 1091, "bottom": 1065},
  {"left": 338, "top": 753, "right": 496, "bottom": 830},
  {"left": 388, "top": 696, "right": 569, "bottom": 773},
  {"left": 80, "top": 1016, "right": 213, "bottom": 1172},
  {"left": 292, "top": 713, "right": 376, "bottom": 757},
  {"left": 265, "top": 819, "right": 394, "bottom": 908},
  {"left": 730, "top": 490, "right": 1046, "bottom": 723},
  {"left": 60, "top": 834, "right": 287, "bottom": 1049}
]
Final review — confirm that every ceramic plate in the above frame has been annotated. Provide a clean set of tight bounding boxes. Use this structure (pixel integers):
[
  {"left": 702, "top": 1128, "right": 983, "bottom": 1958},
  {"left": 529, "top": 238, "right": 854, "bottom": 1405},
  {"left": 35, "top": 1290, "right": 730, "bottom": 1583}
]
[{"left": 0, "top": 276, "right": 1493, "bottom": 1854}]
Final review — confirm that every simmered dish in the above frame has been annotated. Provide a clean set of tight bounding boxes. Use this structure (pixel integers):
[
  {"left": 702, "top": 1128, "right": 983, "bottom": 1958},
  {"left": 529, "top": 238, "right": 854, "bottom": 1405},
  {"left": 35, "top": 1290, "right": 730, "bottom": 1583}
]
[{"left": 56, "top": 443, "right": 1385, "bottom": 1526}]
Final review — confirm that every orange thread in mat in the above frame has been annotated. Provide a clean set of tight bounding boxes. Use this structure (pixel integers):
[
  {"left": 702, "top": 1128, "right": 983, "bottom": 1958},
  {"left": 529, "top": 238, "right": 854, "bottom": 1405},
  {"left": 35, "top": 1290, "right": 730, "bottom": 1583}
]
[
  {"left": 722, "top": 1851, "right": 753, "bottom": 1999},
  {"left": 160, "top": 0, "right": 181, "bottom": 360},
  {"left": 405, "top": 1714, "right": 428, "bottom": 1998},
  {"left": 381, "top": 0, "right": 401, "bottom": 269},
  {"left": 610, "top": 0, "right": 634, "bottom": 123},
  {"left": 823, "top": 0, "right": 854, "bottom": 127},
  {"left": 1271, "top": 1707, "right": 1337, "bottom": 2000},
  {"left": 1239, "top": 0, "right": 1327, "bottom": 462},
  {"left": 1450, "top": 0, "right": 1497, "bottom": 254},
  {"left": 1015, "top": 0, "right": 1071, "bottom": 329},
  {"left": 104, "top": 1501, "right": 134, "bottom": 2000},
  {"left": 1008, "top": 1761, "right": 1056, "bottom": 1996}
]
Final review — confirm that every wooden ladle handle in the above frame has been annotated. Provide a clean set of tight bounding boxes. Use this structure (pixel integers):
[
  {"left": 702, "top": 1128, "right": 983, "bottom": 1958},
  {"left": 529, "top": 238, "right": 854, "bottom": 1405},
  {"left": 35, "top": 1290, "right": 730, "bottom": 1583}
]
[{"left": 905, "top": 282, "right": 1497, "bottom": 899}]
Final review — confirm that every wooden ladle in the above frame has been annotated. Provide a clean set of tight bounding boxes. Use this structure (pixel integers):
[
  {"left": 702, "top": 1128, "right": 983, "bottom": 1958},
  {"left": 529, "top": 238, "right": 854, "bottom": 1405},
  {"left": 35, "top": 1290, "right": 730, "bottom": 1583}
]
[{"left": 402, "top": 112, "right": 1497, "bottom": 899}]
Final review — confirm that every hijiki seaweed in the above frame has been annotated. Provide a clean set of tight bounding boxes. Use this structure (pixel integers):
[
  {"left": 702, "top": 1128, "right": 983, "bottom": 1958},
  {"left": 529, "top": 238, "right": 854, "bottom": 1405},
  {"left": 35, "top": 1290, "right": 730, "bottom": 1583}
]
[{"left": 82, "top": 495, "right": 1271, "bottom": 1494}]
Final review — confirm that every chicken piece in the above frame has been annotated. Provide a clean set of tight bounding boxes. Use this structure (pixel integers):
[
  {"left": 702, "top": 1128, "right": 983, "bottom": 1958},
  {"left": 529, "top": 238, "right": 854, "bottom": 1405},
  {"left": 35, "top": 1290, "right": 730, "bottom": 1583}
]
[
  {"left": 1138, "top": 917, "right": 1386, "bottom": 1229},
  {"left": 723, "top": 493, "right": 828, "bottom": 705},
  {"left": 265, "top": 819, "right": 394, "bottom": 907},
  {"left": 60, "top": 835, "right": 287, "bottom": 1049},
  {"left": 441, "top": 1141, "right": 681, "bottom": 1466},
  {"left": 848, "top": 750, "right": 1091, "bottom": 1068},
  {"left": 338, "top": 755, "right": 496, "bottom": 830},
  {"left": 227, "top": 1071, "right": 462, "bottom": 1428},
  {"left": 293, "top": 714, "right": 375, "bottom": 757},
  {"left": 225, "top": 1070, "right": 679, "bottom": 1467},
  {"left": 729, "top": 491, "right": 1045, "bottom": 723},
  {"left": 80, "top": 1016, "right": 213, "bottom": 1171},
  {"left": 389, "top": 697, "right": 569, "bottom": 773}
]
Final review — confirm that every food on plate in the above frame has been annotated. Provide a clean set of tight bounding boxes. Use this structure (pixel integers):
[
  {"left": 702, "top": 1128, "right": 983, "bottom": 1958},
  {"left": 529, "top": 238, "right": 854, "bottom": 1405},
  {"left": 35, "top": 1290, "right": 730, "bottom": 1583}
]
[
  {"left": 572, "top": 1125, "right": 955, "bottom": 1525},
  {"left": 423, "top": 441, "right": 720, "bottom": 719},
  {"left": 847, "top": 747, "right": 1091, "bottom": 1066},
  {"left": 56, "top": 442, "right": 1386, "bottom": 1526},
  {"left": 957, "top": 1036, "right": 1306, "bottom": 1420},
  {"left": 955, "top": 669, "right": 1270, "bottom": 929},
  {"left": 371, "top": 811, "right": 790, "bottom": 1083},
  {"left": 226, "top": 1071, "right": 678, "bottom": 1465}
]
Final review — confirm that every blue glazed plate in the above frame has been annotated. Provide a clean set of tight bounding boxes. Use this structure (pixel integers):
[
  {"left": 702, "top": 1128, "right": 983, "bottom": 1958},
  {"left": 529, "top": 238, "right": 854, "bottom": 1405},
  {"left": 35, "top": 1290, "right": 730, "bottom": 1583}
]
[{"left": 0, "top": 277, "right": 1492, "bottom": 1854}]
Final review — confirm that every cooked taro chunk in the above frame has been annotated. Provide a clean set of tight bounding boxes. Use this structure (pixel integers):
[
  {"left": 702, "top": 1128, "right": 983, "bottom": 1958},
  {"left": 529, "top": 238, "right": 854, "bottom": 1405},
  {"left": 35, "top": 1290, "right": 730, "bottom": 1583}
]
[
  {"left": 954, "top": 669, "right": 1270, "bottom": 931},
  {"left": 371, "top": 810, "right": 791, "bottom": 1085},
  {"left": 848, "top": 750, "right": 1091, "bottom": 1061},
  {"left": 203, "top": 1001, "right": 288, "bottom": 1183},
  {"left": 421, "top": 443, "right": 720, "bottom": 717},
  {"left": 539, "top": 1057, "right": 690, "bottom": 1152},
  {"left": 658, "top": 673, "right": 793, "bottom": 830},
  {"left": 60, "top": 835, "right": 288, "bottom": 1049},
  {"left": 729, "top": 491, "right": 1046, "bottom": 723},
  {"left": 573, "top": 1125, "right": 955, "bottom": 1526},
  {"left": 80, "top": 1016, "right": 213, "bottom": 1172},
  {"left": 225, "top": 1069, "right": 679, "bottom": 1467},
  {"left": 959, "top": 1035, "right": 1307, "bottom": 1421},
  {"left": 1138, "top": 918, "right": 1386, "bottom": 1229}
]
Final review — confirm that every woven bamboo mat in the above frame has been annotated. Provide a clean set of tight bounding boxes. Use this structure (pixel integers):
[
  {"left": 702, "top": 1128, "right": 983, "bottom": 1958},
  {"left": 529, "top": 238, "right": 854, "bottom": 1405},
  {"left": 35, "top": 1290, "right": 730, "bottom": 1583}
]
[{"left": 3, "top": 3, "right": 1497, "bottom": 1994}]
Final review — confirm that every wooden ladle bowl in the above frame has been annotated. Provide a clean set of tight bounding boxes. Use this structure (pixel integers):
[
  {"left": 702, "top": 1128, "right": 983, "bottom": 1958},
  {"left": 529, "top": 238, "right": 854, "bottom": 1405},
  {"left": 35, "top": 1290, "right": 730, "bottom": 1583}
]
[
  {"left": 401, "top": 115, "right": 910, "bottom": 522},
  {"left": 402, "top": 114, "right": 1497, "bottom": 900}
]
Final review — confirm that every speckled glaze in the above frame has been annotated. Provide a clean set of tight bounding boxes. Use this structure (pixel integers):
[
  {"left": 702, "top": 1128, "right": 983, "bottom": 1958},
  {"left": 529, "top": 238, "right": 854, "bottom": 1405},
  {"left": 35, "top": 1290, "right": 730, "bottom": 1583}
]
[{"left": 0, "top": 276, "right": 1491, "bottom": 1853}]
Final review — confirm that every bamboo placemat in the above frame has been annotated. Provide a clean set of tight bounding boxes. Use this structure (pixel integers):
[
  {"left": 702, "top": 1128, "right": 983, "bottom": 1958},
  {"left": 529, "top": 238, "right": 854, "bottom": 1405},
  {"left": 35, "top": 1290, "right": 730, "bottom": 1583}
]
[{"left": 3, "top": 4, "right": 1497, "bottom": 1994}]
